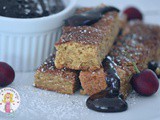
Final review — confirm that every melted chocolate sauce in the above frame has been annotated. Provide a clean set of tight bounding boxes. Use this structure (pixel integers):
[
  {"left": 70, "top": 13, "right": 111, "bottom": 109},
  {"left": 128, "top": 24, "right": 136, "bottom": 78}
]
[
  {"left": 118, "top": 28, "right": 123, "bottom": 36},
  {"left": 148, "top": 61, "right": 158, "bottom": 72},
  {"left": 0, "top": 0, "right": 65, "bottom": 18},
  {"left": 148, "top": 61, "right": 160, "bottom": 78},
  {"left": 103, "top": 56, "right": 120, "bottom": 94},
  {"left": 65, "top": 6, "right": 119, "bottom": 26},
  {"left": 86, "top": 56, "right": 128, "bottom": 112},
  {"left": 86, "top": 90, "right": 128, "bottom": 112}
]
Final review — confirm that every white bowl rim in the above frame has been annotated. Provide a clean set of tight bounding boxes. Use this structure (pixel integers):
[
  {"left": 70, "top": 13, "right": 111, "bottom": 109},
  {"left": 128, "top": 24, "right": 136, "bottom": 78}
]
[
  {"left": 0, "top": 0, "right": 77, "bottom": 22},
  {"left": 0, "top": 0, "right": 77, "bottom": 33}
]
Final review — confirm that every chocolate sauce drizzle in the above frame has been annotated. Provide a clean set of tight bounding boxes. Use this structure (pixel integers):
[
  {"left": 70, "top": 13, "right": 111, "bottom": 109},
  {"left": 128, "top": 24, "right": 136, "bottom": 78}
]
[
  {"left": 86, "top": 56, "right": 128, "bottom": 112},
  {"left": 103, "top": 56, "right": 120, "bottom": 94},
  {"left": 65, "top": 6, "right": 120, "bottom": 26},
  {"left": 148, "top": 61, "right": 160, "bottom": 78}
]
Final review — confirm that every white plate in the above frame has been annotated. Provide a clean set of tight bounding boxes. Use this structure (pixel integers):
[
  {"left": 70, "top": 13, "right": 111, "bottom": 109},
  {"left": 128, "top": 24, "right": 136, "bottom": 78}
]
[{"left": 0, "top": 72, "right": 160, "bottom": 120}]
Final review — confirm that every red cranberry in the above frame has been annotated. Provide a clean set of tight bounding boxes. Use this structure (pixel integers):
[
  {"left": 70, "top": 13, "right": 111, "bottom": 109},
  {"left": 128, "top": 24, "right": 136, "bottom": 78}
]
[
  {"left": 0, "top": 62, "right": 15, "bottom": 87},
  {"left": 131, "top": 69, "right": 159, "bottom": 96},
  {"left": 123, "top": 7, "right": 143, "bottom": 21}
]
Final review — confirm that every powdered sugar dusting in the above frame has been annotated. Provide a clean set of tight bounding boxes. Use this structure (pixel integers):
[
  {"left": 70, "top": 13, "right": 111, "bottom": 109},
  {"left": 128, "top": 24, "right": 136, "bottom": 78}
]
[
  {"left": 37, "top": 54, "right": 75, "bottom": 79},
  {"left": 18, "top": 88, "right": 89, "bottom": 120},
  {"left": 1, "top": 72, "right": 158, "bottom": 120},
  {"left": 1, "top": 72, "right": 89, "bottom": 120},
  {"left": 126, "top": 91, "right": 139, "bottom": 106},
  {"left": 58, "top": 26, "right": 105, "bottom": 45}
]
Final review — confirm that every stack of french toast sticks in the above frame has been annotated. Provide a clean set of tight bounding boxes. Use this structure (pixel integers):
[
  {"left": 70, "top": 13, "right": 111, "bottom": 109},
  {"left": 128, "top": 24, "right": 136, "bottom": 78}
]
[{"left": 34, "top": 5, "right": 160, "bottom": 99}]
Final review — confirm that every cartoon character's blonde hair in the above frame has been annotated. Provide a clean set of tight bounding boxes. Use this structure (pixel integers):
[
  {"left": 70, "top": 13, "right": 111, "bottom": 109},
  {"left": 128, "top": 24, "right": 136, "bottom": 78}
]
[{"left": 2, "top": 93, "right": 14, "bottom": 103}]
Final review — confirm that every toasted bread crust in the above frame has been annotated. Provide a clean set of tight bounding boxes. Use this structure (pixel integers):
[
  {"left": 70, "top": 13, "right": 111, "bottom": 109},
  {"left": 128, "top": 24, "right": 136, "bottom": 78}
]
[
  {"left": 34, "top": 54, "right": 80, "bottom": 94},
  {"left": 79, "top": 21, "right": 160, "bottom": 97},
  {"left": 55, "top": 10, "right": 120, "bottom": 71}
]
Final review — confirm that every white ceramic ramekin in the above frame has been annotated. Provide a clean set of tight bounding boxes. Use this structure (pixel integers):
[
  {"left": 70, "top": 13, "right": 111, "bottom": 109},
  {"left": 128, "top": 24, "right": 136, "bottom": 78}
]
[{"left": 0, "top": 0, "right": 77, "bottom": 72}]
